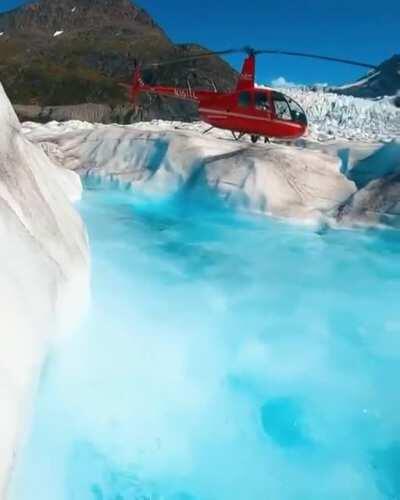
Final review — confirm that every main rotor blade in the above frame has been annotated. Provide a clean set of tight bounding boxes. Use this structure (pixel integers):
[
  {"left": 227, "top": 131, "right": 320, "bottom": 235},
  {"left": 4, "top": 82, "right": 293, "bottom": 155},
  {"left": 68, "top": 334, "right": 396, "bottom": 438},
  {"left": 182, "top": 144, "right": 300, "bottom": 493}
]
[
  {"left": 140, "top": 47, "right": 378, "bottom": 71},
  {"left": 255, "top": 49, "right": 378, "bottom": 69},
  {"left": 142, "top": 49, "right": 241, "bottom": 69}
]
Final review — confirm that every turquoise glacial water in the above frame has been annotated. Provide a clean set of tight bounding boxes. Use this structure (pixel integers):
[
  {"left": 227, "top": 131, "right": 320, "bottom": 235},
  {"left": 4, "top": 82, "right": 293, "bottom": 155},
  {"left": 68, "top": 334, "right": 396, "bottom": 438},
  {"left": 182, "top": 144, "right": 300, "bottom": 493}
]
[{"left": 10, "top": 185, "right": 400, "bottom": 500}]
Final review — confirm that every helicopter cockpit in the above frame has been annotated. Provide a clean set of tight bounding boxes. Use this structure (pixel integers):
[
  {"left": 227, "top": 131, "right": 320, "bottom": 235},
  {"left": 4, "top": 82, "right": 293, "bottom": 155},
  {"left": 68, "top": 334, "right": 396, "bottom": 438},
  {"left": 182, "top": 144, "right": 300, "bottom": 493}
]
[
  {"left": 237, "top": 90, "right": 307, "bottom": 126},
  {"left": 271, "top": 91, "right": 307, "bottom": 126}
]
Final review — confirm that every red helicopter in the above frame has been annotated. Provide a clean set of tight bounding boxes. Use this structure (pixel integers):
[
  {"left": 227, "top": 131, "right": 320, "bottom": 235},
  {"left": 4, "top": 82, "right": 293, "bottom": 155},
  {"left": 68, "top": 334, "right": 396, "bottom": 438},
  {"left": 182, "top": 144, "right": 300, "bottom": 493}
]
[{"left": 130, "top": 48, "right": 378, "bottom": 143}]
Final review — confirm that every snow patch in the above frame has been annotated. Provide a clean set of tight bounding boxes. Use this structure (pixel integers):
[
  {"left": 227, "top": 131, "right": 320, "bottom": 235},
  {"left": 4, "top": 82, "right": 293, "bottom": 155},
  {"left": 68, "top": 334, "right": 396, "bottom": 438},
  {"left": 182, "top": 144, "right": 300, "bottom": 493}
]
[{"left": 335, "top": 71, "right": 381, "bottom": 90}]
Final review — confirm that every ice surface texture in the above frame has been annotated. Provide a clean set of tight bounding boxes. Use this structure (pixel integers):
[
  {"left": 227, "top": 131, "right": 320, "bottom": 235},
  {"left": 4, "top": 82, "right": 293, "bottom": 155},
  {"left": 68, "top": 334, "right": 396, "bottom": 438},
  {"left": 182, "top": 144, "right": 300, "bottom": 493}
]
[
  {"left": 22, "top": 121, "right": 356, "bottom": 228},
  {"left": 0, "top": 84, "right": 89, "bottom": 497},
  {"left": 23, "top": 117, "right": 400, "bottom": 227}
]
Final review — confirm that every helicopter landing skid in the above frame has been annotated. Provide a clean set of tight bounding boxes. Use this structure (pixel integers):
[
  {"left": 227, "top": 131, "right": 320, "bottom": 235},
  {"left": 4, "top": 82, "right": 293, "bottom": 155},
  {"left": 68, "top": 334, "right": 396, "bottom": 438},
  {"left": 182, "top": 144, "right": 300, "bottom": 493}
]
[{"left": 231, "top": 131, "right": 245, "bottom": 141}]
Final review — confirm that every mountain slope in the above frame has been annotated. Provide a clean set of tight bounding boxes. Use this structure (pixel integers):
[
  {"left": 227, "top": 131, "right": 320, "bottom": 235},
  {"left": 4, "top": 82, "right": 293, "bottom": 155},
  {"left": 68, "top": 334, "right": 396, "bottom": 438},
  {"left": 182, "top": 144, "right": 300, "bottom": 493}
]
[
  {"left": 330, "top": 54, "right": 400, "bottom": 99},
  {"left": 0, "top": 0, "right": 237, "bottom": 120}
]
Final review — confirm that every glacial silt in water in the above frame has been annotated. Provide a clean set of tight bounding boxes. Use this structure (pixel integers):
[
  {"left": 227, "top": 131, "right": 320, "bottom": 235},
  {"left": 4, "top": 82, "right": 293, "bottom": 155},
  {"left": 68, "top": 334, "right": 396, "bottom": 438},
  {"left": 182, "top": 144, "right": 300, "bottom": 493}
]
[{"left": 10, "top": 185, "right": 400, "bottom": 500}]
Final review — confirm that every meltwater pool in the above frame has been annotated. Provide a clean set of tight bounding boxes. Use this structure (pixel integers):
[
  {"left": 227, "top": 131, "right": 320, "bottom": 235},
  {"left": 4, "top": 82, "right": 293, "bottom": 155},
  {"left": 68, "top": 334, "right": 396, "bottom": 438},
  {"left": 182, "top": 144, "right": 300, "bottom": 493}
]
[{"left": 10, "top": 184, "right": 400, "bottom": 500}]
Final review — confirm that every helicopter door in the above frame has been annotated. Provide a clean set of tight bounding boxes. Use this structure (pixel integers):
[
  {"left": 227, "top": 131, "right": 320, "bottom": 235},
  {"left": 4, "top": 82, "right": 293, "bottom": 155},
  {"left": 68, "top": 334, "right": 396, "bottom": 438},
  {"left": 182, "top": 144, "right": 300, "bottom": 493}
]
[
  {"left": 255, "top": 92, "right": 272, "bottom": 113},
  {"left": 272, "top": 91, "right": 308, "bottom": 125}
]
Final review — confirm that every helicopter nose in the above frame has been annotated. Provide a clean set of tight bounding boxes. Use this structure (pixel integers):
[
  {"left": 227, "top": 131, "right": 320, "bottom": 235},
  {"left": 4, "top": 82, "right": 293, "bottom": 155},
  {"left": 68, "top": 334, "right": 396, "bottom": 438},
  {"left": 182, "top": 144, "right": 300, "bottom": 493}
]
[
  {"left": 295, "top": 114, "right": 308, "bottom": 128},
  {"left": 292, "top": 123, "right": 307, "bottom": 139}
]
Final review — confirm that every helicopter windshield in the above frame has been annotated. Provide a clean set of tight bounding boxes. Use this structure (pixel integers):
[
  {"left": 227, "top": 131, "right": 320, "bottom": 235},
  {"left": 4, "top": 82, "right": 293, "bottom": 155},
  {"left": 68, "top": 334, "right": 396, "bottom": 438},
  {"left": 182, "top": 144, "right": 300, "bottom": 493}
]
[
  {"left": 272, "top": 91, "right": 307, "bottom": 125},
  {"left": 286, "top": 96, "right": 307, "bottom": 125}
]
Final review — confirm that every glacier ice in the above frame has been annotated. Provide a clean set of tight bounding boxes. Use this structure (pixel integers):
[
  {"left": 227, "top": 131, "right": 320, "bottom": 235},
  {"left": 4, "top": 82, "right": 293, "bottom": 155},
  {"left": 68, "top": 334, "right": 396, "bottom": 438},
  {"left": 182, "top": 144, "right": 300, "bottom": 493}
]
[
  {"left": 22, "top": 121, "right": 356, "bottom": 227},
  {"left": 0, "top": 83, "right": 89, "bottom": 497}
]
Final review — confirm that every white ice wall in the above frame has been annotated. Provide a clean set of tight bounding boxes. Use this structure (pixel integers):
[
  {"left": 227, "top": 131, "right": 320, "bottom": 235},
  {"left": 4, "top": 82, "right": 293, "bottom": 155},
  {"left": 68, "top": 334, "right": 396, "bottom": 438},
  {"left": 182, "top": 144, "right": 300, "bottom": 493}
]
[
  {"left": 0, "top": 84, "right": 89, "bottom": 498},
  {"left": 22, "top": 122, "right": 356, "bottom": 226}
]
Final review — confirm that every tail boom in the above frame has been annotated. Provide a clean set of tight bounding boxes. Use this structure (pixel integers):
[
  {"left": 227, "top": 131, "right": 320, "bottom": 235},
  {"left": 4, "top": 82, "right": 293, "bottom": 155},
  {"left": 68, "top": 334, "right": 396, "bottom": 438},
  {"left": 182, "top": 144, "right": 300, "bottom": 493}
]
[{"left": 129, "top": 66, "right": 218, "bottom": 104}]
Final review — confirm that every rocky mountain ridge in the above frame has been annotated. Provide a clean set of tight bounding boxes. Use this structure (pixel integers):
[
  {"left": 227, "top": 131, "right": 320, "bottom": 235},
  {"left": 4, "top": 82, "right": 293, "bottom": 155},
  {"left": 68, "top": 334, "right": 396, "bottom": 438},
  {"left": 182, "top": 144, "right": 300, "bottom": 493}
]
[
  {"left": 0, "top": 0, "right": 160, "bottom": 35},
  {"left": 0, "top": 0, "right": 237, "bottom": 121},
  {"left": 330, "top": 54, "right": 400, "bottom": 100}
]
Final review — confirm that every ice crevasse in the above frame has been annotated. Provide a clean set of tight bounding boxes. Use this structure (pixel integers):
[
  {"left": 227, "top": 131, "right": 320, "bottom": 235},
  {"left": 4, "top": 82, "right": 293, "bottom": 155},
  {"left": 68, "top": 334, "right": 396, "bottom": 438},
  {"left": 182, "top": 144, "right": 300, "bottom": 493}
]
[{"left": 0, "top": 83, "right": 90, "bottom": 498}]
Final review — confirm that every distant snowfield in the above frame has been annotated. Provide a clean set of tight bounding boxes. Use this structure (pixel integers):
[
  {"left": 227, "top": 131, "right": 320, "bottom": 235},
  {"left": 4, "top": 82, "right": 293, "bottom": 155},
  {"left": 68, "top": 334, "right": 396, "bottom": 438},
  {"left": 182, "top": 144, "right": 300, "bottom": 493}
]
[{"left": 333, "top": 70, "right": 381, "bottom": 90}]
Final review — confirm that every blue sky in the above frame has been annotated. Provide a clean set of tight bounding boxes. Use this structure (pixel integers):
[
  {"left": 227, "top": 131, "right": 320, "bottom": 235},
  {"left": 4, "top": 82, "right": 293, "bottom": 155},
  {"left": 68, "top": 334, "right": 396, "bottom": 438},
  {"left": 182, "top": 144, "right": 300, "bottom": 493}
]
[{"left": 1, "top": 0, "right": 399, "bottom": 85}]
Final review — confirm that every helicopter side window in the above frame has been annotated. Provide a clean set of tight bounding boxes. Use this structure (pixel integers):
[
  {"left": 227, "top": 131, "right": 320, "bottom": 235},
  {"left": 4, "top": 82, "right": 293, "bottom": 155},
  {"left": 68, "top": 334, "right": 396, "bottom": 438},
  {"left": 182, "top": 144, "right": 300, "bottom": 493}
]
[
  {"left": 272, "top": 92, "right": 292, "bottom": 121},
  {"left": 255, "top": 92, "right": 271, "bottom": 112},
  {"left": 238, "top": 91, "right": 252, "bottom": 108}
]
